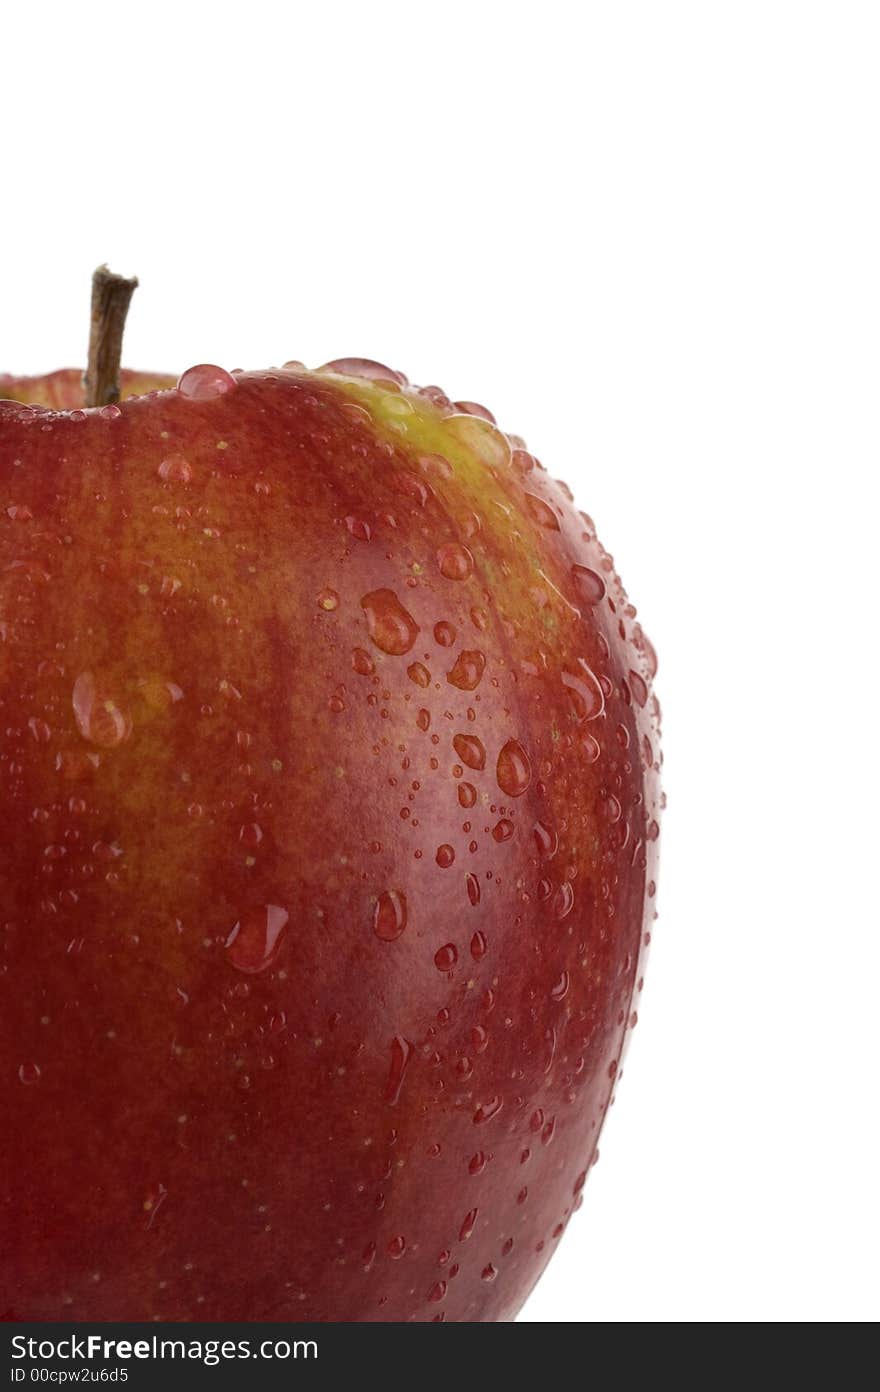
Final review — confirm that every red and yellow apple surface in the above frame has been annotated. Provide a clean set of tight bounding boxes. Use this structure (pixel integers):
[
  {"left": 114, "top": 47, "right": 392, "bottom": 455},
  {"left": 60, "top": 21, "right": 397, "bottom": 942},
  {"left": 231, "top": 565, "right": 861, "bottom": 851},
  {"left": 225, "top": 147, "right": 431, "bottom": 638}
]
[{"left": 0, "top": 356, "right": 661, "bottom": 1321}]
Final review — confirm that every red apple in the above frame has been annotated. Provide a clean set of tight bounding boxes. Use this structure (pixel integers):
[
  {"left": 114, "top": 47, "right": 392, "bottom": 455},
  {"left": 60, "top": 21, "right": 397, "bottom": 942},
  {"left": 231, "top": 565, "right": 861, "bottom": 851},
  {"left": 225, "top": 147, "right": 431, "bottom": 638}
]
[{"left": 0, "top": 354, "right": 661, "bottom": 1322}]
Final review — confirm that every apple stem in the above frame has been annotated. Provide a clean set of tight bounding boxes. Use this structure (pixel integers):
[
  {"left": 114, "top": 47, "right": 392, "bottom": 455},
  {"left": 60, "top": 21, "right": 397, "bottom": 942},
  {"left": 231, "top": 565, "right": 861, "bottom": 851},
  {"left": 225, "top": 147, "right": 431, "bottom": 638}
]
[{"left": 83, "top": 265, "right": 139, "bottom": 409}]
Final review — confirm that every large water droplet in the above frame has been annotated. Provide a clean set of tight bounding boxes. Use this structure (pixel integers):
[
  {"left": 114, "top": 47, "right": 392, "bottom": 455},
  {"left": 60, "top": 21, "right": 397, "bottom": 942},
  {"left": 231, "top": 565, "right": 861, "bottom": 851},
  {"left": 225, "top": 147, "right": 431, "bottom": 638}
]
[
  {"left": 225, "top": 905, "right": 289, "bottom": 974},
  {"left": 447, "top": 650, "right": 485, "bottom": 691},
  {"left": 352, "top": 647, "right": 375, "bottom": 675},
  {"left": 496, "top": 739, "right": 532, "bottom": 797},
  {"left": 72, "top": 671, "right": 131, "bottom": 749},
  {"left": 445, "top": 415, "right": 510, "bottom": 468},
  {"left": 361, "top": 589, "right": 419, "bottom": 655},
  {"left": 551, "top": 970, "right": 570, "bottom": 1000},
  {"left": 631, "top": 623, "right": 659, "bottom": 678},
  {"left": 533, "top": 820, "right": 558, "bottom": 858},
  {"left": 524, "top": 493, "right": 560, "bottom": 529},
  {"left": 628, "top": 670, "right": 649, "bottom": 707},
  {"left": 582, "top": 732, "right": 601, "bottom": 763},
  {"left": 177, "top": 364, "right": 236, "bottom": 400},
  {"left": 320, "top": 358, "right": 407, "bottom": 386},
  {"left": 571, "top": 564, "right": 606, "bottom": 605},
  {"left": 345, "top": 515, "right": 372, "bottom": 542},
  {"left": 458, "top": 782, "right": 477, "bottom": 809},
  {"left": 473, "top": 1096, "right": 503, "bottom": 1125},
  {"left": 453, "top": 733, "right": 485, "bottom": 770},
  {"left": 434, "top": 943, "right": 458, "bottom": 971},
  {"left": 384, "top": 1035, "right": 413, "bottom": 1104},
  {"left": 373, "top": 889, "right": 408, "bottom": 941},
  {"left": 158, "top": 455, "right": 193, "bottom": 483},
  {"left": 562, "top": 661, "right": 605, "bottom": 722},
  {"left": 437, "top": 543, "right": 474, "bottom": 581},
  {"left": 554, "top": 882, "right": 575, "bottom": 919},
  {"left": 407, "top": 661, "right": 431, "bottom": 687},
  {"left": 459, "top": 1208, "right": 478, "bottom": 1240}
]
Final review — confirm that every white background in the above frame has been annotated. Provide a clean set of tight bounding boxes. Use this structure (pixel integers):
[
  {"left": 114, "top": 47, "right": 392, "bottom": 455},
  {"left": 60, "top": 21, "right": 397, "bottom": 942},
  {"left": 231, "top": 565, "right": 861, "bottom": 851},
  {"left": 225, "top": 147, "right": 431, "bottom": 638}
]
[{"left": 3, "top": 2, "right": 878, "bottom": 1322}]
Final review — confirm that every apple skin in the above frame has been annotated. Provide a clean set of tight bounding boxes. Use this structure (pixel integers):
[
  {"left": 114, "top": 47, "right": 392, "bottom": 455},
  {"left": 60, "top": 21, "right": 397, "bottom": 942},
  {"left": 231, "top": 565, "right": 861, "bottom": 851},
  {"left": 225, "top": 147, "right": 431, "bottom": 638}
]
[{"left": 0, "top": 361, "right": 661, "bottom": 1322}]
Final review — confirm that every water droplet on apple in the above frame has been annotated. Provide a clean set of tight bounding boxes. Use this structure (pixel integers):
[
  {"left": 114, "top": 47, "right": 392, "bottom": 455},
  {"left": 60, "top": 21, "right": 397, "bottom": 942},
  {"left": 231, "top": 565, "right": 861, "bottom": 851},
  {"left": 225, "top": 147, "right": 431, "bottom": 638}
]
[
  {"left": 481, "top": 1263, "right": 498, "bottom": 1281},
  {"left": 459, "top": 1208, "right": 478, "bottom": 1240},
  {"left": 407, "top": 661, "right": 431, "bottom": 687},
  {"left": 446, "top": 650, "right": 485, "bottom": 691},
  {"left": 55, "top": 749, "right": 100, "bottom": 779},
  {"left": 458, "top": 782, "right": 477, "bottom": 809},
  {"left": 631, "top": 623, "right": 659, "bottom": 678},
  {"left": 571, "top": 564, "right": 606, "bottom": 605},
  {"left": 317, "top": 588, "right": 340, "bottom": 611},
  {"left": 428, "top": 1280, "right": 447, "bottom": 1303},
  {"left": 345, "top": 515, "right": 372, "bottom": 541},
  {"left": 466, "top": 873, "right": 481, "bottom": 907},
  {"left": 628, "top": 670, "right": 649, "bottom": 707},
  {"left": 562, "top": 662, "right": 605, "bottom": 722},
  {"left": 72, "top": 671, "right": 132, "bottom": 749},
  {"left": 511, "top": 449, "right": 536, "bottom": 475},
  {"left": 100, "top": 404, "right": 121, "bottom": 420},
  {"left": 384, "top": 1035, "right": 413, "bottom": 1104},
  {"left": 361, "top": 589, "right": 419, "bottom": 655},
  {"left": 394, "top": 471, "right": 432, "bottom": 507},
  {"left": 321, "top": 358, "right": 407, "bottom": 386},
  {"left": 224, "top": 905, "right": 289, "bottom": 974},
  {"left": 452, "top": 733, "right": 485, "bottom": 770},
  {"left": 437, "top": 543, "right": 474, "bottom": 581},
  {"left": 177, "top": 365, "right": 236, "bottom": 400},
  {"left": 554, "top": 882, "right": 575, "bottom": 919},
  {"left": 550, "top": 970, "right": 570, "bottom": 1001},
  {"left": 524, "top": 493, "right": 560, "bottom": 529},
  {"left": 158, "top": 455, "right": 193, "bottom": 483},
  {"left": 533, "top": 820, "right": 558, "bottom": 858},
  {"left": 434, "top": 621, "right": 456, "bottom": 647},
  {"left": 492, "top": 818, "right": 514, "bottom": 843},
  {"left": 473, "top": 1096, "right": 502, "bottom": 1125},
  {"left": 436, "top": 844, "right": 455, "bottom": 868},
  {"left": 496, "top": 739, "right": 532, "bottom": 797},
  {"left": 445, "top": 414, "right": 510, "bottom": 467},
  {"left": 373, "top": 889, "right": 407, "bottom": 941},
  {"left": 387, "top": 1234, "right": 407, "bottom": 1259},
  {"left": 582, "top": 732, "right": 601, "bottom": 763},
  {"left": 18, "top": 1062, "right": 41, "bottom": 1085},
  {"left": 454, "top": 400, "right": 495, "bottom": 422},
  {"left": 434, "top": 943, "right": 458, "bottom": 971},
  {"left": 351, "top": 647, "right": 375, "bottom": 675}
]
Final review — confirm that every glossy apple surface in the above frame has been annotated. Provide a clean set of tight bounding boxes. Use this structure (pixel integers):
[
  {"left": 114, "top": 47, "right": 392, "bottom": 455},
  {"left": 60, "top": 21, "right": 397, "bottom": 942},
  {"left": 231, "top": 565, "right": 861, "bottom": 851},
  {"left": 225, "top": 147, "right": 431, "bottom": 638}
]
[{"left": 0, "top": 360, "right": 661, "bottom": 1321}]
